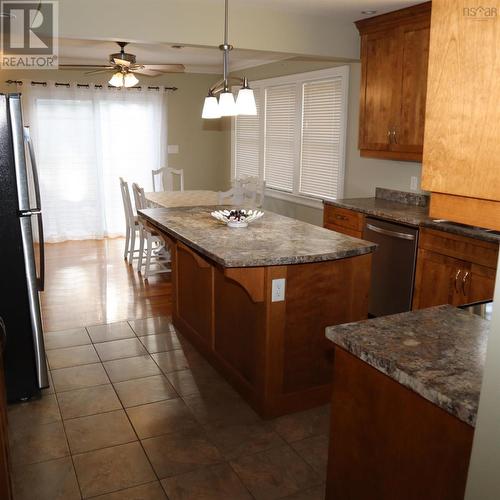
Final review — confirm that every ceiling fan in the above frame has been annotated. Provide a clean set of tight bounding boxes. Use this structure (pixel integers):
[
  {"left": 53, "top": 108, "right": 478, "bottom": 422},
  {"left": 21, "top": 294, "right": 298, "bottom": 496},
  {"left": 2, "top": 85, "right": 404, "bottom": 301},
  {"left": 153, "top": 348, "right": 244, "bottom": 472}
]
[{"left": 59, "top": 41, "right": 185, "bottom": 88}]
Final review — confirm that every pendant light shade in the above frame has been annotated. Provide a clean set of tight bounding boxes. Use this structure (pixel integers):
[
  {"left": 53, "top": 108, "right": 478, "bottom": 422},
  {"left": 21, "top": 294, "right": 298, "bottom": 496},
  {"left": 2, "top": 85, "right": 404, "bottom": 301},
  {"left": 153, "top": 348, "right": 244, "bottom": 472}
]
[
  {"left": 109, "top": 71, "right": 124, "bottom": 87},
  {"left": 218, "top": 91, "right": 238, "bottom": 116},
  {"left": 202, "top": 95, "right": 222, "bottom": 119},
  {"left": 109, "top": 71, "right": 139, "bottom": 88},
  {"left": 123, "top": 72, "right": 139, "bottom": 88},
  {"left": 236, "top": 87, "right": 257, "bottom": 115}
]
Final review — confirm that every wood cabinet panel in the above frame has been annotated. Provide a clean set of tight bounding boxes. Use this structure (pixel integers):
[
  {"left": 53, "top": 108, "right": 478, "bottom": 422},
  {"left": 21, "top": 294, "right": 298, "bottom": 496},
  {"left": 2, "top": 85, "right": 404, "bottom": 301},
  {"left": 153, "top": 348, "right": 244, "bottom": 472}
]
[
  {"left": 422, "top": 0, "right": 500, "bottom": 204},
  {"left": 356, "top": 3, "right": 431, "bottom": 162},
  {"left": 282, "top": 256, "right": 371, "bottom": 394},
  {"left": 468, "top": 264, "right": 496, "bottom": 305},
  {"left": 419, "top": 228, "right": 499, "bottom": 269},
  {"left": 359, "top": 28, "right": 401, "bottom": 151},
  {"left": 176, "top": 243, "right": 213, "bottom": 346},
  {"left": 323, "top": 205, "right": 364, "bottom": 232},
  {"left": 413, "top": 249, "right": 466, "bottom": 309},
  {"left": 214, "top": 267, "right": 266, "bottom": 388},
  {"left": 326, "top": 348, "right": 473, "bottom": 500},
  {"left": 324, "top": 223, "right": 363, "bottom": 239},
  {"left": 396, "top": 21, "right": 430, "bottom": 152},
  {"left": 413, "top": 228, "right": 498, "bottom": 309}
]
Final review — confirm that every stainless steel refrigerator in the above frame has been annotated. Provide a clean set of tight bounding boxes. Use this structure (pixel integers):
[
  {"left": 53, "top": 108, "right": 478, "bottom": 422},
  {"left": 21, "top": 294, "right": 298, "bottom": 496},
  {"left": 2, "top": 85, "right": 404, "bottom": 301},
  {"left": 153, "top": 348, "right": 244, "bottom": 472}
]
[{"left": 0, "top": 93, "right": 48, "bottom": 401}]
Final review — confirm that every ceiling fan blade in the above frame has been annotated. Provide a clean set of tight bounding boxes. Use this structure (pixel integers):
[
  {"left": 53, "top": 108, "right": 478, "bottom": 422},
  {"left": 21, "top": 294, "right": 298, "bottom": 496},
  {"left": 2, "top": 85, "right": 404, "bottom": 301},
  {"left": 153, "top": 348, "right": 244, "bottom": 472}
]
[
  {"left": 85, "top": 69, "right": 114, "bottom": 75},
  {"left": 133, "top": 64, "right": 185, "bottom": 76},
  {"left": 112, "top": 57, "right": 131, "bottom": 67},
  {"left": 60, "top": 64, "right": 114, "bottom": 69}
]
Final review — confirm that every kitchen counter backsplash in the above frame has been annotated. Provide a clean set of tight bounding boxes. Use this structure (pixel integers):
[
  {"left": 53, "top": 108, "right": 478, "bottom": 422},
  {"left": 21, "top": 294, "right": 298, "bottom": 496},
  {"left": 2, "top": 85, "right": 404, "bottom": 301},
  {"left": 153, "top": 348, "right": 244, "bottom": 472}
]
[{"left": 375, "top": 187, "right": 429, "bottom": 207}]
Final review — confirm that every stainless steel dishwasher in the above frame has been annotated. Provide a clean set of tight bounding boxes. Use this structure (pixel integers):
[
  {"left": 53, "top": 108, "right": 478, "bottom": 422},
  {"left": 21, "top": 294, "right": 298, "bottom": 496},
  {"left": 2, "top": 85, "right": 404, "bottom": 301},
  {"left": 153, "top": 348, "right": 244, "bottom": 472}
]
[{"left": 363, "top": 217, "right": 419, "bottom": 317}]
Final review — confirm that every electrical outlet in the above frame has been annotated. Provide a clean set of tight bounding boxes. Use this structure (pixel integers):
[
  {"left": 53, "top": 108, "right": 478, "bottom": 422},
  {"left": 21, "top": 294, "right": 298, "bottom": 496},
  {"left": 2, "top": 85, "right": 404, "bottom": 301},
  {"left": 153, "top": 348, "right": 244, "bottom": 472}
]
[
  {"left": 272, "top": 278, "right": 286, "bottom": 302},
  {"left": 168, "top": 145, "right": 179, "bottom": 154},
  {"left": 410, "top": 176, "right": 418, "bottom": 191}
]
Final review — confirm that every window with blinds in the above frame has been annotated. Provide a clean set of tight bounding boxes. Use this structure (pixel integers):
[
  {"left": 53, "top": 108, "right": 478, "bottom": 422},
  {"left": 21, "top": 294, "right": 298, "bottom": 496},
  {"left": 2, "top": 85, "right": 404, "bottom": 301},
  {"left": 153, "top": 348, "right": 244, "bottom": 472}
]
[
  {"left": 232, "top": 66, "right": 349, "bottom": 202},
  {"left": 300, "top": 78, "right": 343, "bottom": 199},
  {"left": 234, "top": 88, "right": 260, "bottom": 178}
]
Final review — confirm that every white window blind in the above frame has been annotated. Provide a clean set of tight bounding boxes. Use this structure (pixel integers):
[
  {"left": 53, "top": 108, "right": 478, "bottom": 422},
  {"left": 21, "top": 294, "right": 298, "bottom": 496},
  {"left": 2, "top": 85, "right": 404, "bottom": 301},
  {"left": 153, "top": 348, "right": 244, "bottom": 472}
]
[
  {"left": 231, "top": 66, "right": 348, "bottom": 203},
  {"left": 264, "top": 83, "right": 296, "bottom": 192},
  {"left": 234, "top": 88, "right": 260, "bottom": 178},
  {"left": 300, "top": 78, "right": 343, "bottom": 199}
]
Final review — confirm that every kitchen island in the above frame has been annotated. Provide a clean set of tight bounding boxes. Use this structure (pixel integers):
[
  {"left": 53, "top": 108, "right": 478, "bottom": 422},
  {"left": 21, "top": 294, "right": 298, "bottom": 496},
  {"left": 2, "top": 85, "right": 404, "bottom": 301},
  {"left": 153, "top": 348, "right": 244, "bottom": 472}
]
[
  {"left": 325, "top": 305, "right": 489, "bottom": 500},
  {"left": 139, "top": 206, "right": 376, "bottom": 417}
]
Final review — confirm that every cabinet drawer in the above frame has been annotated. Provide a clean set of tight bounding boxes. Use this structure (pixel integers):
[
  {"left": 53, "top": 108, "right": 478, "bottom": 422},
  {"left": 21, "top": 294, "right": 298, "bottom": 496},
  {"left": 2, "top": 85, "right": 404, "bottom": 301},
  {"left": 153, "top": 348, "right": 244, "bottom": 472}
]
[
  {"left": 419, "top": 228, "right": 498, "bottom": 269},
  {"left": 324, "top": 206, "right": 364, "bottom": 232},
  {"left": 324, "top": 223, "right": 363, "bottom": 239}
]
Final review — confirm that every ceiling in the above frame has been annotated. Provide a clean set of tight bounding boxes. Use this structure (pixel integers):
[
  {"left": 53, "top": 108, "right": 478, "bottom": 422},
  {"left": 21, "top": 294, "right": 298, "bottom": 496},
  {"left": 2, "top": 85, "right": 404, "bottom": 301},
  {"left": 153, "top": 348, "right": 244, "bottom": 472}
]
[
  {"left": 58, "top": 39, "right": 292, "bottom": 75},
  {"left": 57, "top": 1, "right": 423, "bottom": 75},
  {"left": 206, "top": 0, "right": 423, "bottom": 19}
]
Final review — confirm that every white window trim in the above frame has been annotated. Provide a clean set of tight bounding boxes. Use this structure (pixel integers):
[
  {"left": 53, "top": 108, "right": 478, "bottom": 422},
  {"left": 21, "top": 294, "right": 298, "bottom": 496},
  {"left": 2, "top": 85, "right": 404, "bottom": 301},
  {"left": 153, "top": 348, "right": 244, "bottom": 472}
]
[{"left": 231, "top": 66, "right": 349, "bottom": 207}]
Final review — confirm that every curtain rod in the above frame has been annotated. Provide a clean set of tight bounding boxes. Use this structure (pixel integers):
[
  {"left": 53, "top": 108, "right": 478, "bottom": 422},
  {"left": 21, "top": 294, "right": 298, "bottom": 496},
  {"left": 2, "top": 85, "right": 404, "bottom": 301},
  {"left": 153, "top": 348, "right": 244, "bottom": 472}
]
[{"left": 5, "top": 80, "right": 178, "bottom": 91}]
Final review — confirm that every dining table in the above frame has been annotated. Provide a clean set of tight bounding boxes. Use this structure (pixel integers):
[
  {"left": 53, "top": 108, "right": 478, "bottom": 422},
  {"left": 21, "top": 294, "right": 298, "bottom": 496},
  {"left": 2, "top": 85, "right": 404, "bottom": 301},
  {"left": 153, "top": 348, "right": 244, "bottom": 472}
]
[{"left": 145, "top": 190, "right": 230, "bottom": 209}]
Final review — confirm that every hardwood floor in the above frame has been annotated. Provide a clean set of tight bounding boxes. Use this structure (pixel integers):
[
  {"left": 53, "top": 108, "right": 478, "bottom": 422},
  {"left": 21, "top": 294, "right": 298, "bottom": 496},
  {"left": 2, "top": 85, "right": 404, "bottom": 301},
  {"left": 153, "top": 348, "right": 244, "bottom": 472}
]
[{"left": 40, "top": 238, "right": 172, "bottom": 332}]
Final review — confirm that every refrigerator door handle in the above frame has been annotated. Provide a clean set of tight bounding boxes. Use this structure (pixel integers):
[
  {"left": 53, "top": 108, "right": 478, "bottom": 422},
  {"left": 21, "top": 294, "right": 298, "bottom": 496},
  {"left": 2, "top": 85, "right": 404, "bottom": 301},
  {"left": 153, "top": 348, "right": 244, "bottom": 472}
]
[
  {"left": 23, "top": 127, "right": 45, "bottom": 291},
  {"left": 23, "top": 126, "right": 42, "bottom": 212},
  {"left": 36, "top": 211, "right": 45, "bottom": 291}
]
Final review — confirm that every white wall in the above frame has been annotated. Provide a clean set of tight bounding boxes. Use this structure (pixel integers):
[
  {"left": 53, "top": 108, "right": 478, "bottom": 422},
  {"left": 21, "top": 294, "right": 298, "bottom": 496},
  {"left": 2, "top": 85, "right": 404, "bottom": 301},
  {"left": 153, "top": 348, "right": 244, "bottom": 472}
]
[{"left": 57, "top": 0, "right": 360, "bottom": 60}]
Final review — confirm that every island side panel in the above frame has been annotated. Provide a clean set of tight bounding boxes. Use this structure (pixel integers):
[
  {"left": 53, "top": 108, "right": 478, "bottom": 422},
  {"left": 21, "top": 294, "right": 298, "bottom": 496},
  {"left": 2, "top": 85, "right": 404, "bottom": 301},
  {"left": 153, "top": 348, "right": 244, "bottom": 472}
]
[
  {"left": 326, "top": 347, "right": 474, "bottom": 500},
  {"left": 265, "top": 254, "right": 372, "bottom": 417},
  {"left": 173, "top": 242, "right": 214, "bottom": 353}
]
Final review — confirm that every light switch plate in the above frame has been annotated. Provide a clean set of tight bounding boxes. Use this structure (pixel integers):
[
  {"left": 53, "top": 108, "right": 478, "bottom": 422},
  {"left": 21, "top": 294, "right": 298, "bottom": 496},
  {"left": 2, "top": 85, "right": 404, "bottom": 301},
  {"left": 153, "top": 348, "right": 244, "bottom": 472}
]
[
  {"left": 410, "top": 176, "right": 418, "bottom": 191},
  {"left": 168, "top": 145, "right": 179, "bottom": 154},
  {"left": 272, "top": 278, "right": 286, "bottom": 302}
]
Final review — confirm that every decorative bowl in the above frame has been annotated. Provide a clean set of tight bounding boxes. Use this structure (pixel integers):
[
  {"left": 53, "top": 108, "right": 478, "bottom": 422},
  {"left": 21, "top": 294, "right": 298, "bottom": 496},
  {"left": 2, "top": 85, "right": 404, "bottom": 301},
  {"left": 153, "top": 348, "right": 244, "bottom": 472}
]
[{"left": 211, "top": 209, "right": 264, "bottom": 228}]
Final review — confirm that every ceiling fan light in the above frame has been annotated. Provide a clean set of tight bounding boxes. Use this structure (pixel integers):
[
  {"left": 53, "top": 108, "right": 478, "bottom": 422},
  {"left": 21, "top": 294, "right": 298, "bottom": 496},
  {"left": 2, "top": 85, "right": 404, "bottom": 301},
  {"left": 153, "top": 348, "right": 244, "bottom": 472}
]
[
  {"left": 202, "top": 95, "right": 221, "bottom": 119},
  {"left": 218, "top": 91, "right": 237, "bottom": 116},
  {"left": 124, "top": 72, "right": 139, "bottom": 87},
  {"left": 236, "top": 87, "right": 257, "bottom": 115},
  {"left": 108, "top": 71, "right": 124, "bottom": 87}
]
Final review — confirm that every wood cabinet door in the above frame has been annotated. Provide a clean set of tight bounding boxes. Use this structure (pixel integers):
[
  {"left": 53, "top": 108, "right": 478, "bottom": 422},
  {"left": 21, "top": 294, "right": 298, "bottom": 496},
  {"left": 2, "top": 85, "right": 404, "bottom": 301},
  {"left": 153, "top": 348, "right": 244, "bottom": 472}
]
[
  {"left": 359, "top": 28, "right": 401, "bottom": 151},
  {"left": 466, "top": 264, "right": 496, "bottom": 305},
  {"left": 413, "top": 249, "right": 468, "bottom": 309},
  {"left": 392, "top": 20, "right": 430, "bottom": 154}
]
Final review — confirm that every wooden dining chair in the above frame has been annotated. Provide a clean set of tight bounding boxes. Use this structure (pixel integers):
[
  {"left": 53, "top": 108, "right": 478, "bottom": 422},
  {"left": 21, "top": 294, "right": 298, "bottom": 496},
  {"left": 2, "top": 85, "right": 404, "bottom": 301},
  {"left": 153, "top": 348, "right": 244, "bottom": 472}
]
[
  {"left": 132, "top": 182, "right": 171, "bottom": 279},
  {"left": 119, "top": 177, "right": 140, "bottom": 264},
  {"left": 151, "top": 167, "right": 185, "bottom": 192}
]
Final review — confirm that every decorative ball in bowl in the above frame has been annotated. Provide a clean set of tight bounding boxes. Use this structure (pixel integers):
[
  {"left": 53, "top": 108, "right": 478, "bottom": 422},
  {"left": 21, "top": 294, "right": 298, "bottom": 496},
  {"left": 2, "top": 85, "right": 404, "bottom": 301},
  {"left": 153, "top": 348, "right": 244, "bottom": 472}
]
[{"left": 211, "top": 209, "right": 264, "bottom": 228}]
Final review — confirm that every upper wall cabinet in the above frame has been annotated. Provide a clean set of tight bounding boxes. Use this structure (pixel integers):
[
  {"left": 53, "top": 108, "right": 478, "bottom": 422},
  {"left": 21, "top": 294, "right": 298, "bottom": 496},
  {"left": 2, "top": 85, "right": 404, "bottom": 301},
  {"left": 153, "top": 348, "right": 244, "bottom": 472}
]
[
  {"left": 356, "top": 3, "right": 431, "bottom": 162},
  {"left": 421, "top": 0, "right": 500, "bottom": 231}
]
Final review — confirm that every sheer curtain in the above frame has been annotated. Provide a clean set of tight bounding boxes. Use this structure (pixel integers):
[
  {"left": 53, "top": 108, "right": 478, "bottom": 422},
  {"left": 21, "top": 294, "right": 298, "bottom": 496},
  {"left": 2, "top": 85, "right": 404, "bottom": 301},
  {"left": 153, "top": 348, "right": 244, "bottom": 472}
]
[{"left": 21, "top": 82, "right": 167, "bottom": 242}]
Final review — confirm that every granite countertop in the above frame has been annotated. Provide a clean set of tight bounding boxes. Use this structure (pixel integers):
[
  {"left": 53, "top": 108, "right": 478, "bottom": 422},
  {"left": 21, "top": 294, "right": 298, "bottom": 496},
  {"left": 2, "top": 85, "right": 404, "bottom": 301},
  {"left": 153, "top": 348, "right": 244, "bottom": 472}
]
[
  {"left": 325, "top": 197, "right": 430, "bottom": 227},
  {"left": 325, "top": 187, "right": 499, "bottom": 243},
  {"left": 139, "top": 206, "right": 377, "bottom": 268},
  {"left": 326, "top": 305, "right": 490, "bottom": 426}
]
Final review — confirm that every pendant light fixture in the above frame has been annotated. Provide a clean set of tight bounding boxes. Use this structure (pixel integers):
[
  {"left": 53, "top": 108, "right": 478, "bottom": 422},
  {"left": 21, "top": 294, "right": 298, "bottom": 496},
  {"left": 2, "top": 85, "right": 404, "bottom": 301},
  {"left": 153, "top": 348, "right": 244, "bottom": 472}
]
[{"left": 202, "top": 0, "right": 257, "bottom": 119}]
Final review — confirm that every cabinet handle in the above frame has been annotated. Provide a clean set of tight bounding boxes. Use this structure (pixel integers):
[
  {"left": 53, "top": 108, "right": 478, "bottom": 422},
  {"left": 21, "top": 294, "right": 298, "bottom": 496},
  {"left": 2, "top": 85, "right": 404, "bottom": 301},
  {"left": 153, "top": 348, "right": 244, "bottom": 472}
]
[
  {"left": 335, "top": 214, "right": 348, "bottom": 221},
  {"left": 462, "top": 271, "right": 470, "bottom": 296},
  {"left": 387, "top": 129, "right": 393, "bottom": 144},
  {"left": 454, "top": 269, "right": 462, "bottom": 293},
  {"left": 392, "top": 128, "right": 398, "bottom": 144}
]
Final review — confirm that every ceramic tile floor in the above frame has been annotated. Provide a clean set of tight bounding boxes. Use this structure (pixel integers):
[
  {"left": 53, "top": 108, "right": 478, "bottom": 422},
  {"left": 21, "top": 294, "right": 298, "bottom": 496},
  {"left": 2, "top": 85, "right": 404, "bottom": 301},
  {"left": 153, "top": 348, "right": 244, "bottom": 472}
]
[{"left": 8, "top": 316, "right": 329, "bottom": 500}]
